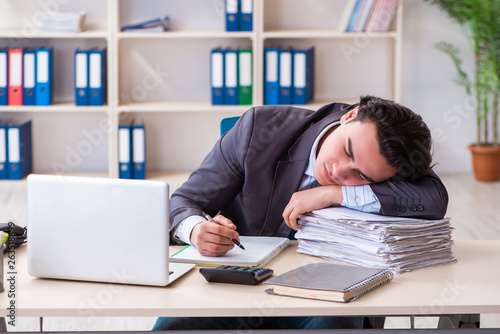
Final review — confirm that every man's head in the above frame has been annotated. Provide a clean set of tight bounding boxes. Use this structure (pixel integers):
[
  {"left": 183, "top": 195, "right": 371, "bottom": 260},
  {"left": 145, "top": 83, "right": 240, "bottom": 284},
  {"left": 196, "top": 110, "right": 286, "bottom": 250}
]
[{"left": 314, "top": 96, "right": 432, "bottom": 186}]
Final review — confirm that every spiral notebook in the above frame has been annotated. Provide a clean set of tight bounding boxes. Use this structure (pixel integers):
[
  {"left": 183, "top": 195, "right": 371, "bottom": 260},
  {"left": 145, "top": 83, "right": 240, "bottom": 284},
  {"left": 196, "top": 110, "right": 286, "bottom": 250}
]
[
  {"left": 170, "top": 236, "right": 290, "bottom": 267},
  {"left": 264, "top": 263, "right": 393, "bottom": 302}
]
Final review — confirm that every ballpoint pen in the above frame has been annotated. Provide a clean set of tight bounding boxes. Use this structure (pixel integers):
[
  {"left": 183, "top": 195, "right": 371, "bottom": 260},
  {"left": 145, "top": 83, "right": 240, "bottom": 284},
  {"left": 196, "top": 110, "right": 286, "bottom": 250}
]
[{"left": 202, "top": 212, "right": 245, "bottom": 250}]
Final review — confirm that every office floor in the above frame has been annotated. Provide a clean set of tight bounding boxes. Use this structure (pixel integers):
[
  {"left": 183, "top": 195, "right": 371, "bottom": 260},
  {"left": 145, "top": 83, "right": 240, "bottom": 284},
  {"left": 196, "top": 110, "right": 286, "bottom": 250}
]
[{"left": 1, "top": 173, "right": 499, "bottom": 331}]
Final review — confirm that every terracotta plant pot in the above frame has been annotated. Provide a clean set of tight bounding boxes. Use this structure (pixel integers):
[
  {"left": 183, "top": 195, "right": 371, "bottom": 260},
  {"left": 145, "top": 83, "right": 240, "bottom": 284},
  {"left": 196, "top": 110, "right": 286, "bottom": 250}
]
[{"left": 468, "top": 144, "right": 500, "bottom": 182}]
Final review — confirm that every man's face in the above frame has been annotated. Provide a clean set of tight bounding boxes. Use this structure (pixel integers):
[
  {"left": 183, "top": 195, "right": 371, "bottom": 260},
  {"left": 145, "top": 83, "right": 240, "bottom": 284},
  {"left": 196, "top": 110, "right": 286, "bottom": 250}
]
[{"left": 314, "top": 108, "right": 398, "bottom": 186}]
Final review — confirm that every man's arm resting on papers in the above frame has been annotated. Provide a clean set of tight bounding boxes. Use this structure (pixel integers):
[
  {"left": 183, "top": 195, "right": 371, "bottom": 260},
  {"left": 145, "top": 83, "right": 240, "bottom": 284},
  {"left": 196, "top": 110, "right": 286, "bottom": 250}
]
[
  {"left": 283, "top": 170, "right": 448, "bottom": 229},
  {"left": 283, "top": 185, "right": 344, "bottom": 229},
  {"left": 369, "top": 170, "right": 448, "bottom": 220}
]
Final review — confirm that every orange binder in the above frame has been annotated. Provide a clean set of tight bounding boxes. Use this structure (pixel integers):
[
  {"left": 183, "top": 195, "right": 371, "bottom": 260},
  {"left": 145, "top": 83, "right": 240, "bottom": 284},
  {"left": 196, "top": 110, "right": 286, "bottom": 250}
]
[{"left": 8, "top": 49, "right": 23, "bottom": 106}]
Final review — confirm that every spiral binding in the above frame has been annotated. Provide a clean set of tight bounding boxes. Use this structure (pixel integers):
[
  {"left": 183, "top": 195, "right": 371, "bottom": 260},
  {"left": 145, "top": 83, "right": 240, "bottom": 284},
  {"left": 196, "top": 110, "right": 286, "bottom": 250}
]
[{"left": 347, "top": 270, "right": 394, "bottom": 301}]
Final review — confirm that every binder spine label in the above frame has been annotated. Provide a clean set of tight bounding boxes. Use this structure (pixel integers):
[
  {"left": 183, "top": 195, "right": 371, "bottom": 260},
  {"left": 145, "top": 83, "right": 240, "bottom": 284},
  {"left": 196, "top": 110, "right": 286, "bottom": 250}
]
[
  {"left": 132, "top": 128, "right": 145, "bottom": 162},
  {"left": 7, "top": 128, "right": 20, "bottom": 163},
  {"left": 23, "top": 53, "right": 35, "bottom": 88},
  {"left": 89, "top": 53, "right": 102, "bottom": 89},
  {"left": 75, "top": 53, "right": 88, "bottom": 88},
  {"left": 119, "top": 129, "right": 131, "bottom": 162},
  {"left": 36, "top": 51, "right": 49, "bottom": 84},
  {"left": 239, "top": 53, "right": 252, "bottom": 87},
  {"left": 9, "top": 52, "right": 22, "bottom": 87},
  {"left": 0, "top": 53, "right": 6, "bottom": 88},
  {"left": 0, "top": 128, "right": 6, "bottom": 168}
]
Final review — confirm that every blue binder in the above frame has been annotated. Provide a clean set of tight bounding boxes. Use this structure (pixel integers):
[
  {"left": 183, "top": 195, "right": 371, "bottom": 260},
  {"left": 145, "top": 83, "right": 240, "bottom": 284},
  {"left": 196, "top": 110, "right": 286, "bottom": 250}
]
[
  {"left": 292, "top": 47, "right": 315, "bottom": 105},
  {"left": 89, "top": 48, "right": 107, "bottom": 106},
  {"left": 118, "top": 124, "right": 132, "bottom": 179},
  {"left": 211, "top": 48, "right": 225, "bottom": 105},
  {"left": 240, "top": 0, "right": 253, "bottom": 31},
  {"left": 0, "top": 122, "right": 7, "bottom": 179},
  {"left": 264, "top": 48, "right": 279, "bottom": 105},
  {"left": 23, "top": 49, "right": 36, "bottom": 106},
  {"left": 225, "top": 0, "right": 239, "bottom": 31},
  {"left": 131, "top": 122, "right": 146, "bottom": 179},
  {"left": 224, "top": 49, "right": 238, "bottom": 105},
  {"left": 35, "top": 48, "right": 53, "bottom": 106},
  {"left": 6, "top": 120, "right": 32, "bottom": 180},
  {"left": 279, "top": 49, "right": 293, "bottom": 105},
  {"left": 74, "top": 49, "right": 89, "bottom": 106},
  {"left": 0, "top": 49, "right": 8, "bottom": 105}
]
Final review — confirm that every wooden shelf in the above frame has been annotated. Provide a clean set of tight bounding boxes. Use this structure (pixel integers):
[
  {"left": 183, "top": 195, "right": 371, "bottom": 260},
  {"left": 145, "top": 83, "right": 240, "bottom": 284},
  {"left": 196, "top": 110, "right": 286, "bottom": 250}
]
[
  {"left": 0, "top": 103, "right": 108, "bottom": 113},
  {"left": 117, "top": 100, "right": 252, "bottom": 113},
  {"left": 0, "top": 29, "right": 108, "bottom": 39},
  {"left": 118, "top": 30, "right": 254, "bottom": 40},
  {"left": 263, "top": 28, "right": 398, "bottom": 39}
]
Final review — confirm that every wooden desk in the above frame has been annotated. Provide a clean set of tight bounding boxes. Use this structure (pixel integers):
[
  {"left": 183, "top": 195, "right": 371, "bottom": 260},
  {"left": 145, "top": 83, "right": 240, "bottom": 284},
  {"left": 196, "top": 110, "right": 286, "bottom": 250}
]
[{"left": 1, "top": 240, "right": 499, "bottom": 320}]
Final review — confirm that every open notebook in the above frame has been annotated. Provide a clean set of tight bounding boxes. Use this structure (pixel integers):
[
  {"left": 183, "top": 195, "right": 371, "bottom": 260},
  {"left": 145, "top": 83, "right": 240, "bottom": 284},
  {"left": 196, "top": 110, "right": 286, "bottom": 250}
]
[{"left": 170, "top": 236, "right": 290, "bottom": 267}]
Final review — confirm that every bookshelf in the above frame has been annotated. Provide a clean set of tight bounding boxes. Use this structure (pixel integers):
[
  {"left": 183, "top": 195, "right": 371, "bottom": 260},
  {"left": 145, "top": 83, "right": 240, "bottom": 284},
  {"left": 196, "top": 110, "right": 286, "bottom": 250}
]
[{"left": 0, "top": 0, "right": 403, "bottom": 178}]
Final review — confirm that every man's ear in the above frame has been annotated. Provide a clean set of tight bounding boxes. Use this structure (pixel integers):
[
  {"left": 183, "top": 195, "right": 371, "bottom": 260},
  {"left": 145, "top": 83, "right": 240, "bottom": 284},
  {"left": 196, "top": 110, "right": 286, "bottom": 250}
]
[{"left": 340, "top": 106, "right": 359, "bottom": 125}]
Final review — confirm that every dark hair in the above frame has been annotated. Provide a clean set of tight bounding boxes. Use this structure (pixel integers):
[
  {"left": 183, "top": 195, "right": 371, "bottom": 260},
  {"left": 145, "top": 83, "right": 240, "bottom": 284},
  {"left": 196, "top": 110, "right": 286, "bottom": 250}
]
[{"left": 352, "top": 95, "right": 433, "bottom": 182}]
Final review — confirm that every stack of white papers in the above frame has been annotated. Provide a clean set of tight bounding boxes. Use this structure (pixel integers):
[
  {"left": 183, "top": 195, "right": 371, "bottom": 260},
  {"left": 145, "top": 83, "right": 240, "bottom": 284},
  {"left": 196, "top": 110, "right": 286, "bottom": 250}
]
[
  {"left": 296, "top": 207, "right": 456, "bottom": 273},
  {"left": 39, "top": 11, "right": 86, "bottom": 33}
]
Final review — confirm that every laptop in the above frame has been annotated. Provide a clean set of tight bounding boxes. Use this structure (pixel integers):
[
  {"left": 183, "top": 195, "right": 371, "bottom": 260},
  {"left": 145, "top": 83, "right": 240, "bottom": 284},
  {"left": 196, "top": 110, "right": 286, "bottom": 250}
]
[{"left": 27, "top": 174, "right": 194, "bottom": 286}]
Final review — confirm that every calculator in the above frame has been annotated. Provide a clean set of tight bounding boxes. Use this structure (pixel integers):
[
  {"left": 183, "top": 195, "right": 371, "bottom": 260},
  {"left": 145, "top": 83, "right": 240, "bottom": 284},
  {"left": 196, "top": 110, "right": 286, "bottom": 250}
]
[{"left": 199, "top": 265, "right": 274, "bottom": 285}]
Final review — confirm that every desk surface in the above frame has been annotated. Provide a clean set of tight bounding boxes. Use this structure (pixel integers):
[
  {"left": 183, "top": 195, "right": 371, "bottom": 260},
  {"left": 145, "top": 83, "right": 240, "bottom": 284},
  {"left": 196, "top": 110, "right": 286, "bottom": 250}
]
[{"left": 1, "top": 240, "right": 499, "bottom": 318}]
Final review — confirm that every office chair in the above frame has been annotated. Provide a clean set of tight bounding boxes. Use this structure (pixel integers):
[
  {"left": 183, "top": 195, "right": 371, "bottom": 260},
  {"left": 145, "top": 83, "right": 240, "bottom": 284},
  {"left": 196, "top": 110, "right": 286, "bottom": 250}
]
[{"left": 220, "top": 116, "right": 240, "bottom": 136}]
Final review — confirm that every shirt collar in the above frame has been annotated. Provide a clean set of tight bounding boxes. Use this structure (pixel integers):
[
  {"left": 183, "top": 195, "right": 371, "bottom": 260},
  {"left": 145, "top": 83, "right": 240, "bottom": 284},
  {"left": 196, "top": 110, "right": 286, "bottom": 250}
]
[{"left": 305, "top": 121, "right": 340, "bottom": 178}]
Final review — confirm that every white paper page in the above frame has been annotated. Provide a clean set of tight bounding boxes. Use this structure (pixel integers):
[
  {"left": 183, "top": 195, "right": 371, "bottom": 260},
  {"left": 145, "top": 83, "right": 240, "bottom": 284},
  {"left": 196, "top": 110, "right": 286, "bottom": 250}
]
[{"left": 170, "top": 236, "right": 289, "bottom": 267}]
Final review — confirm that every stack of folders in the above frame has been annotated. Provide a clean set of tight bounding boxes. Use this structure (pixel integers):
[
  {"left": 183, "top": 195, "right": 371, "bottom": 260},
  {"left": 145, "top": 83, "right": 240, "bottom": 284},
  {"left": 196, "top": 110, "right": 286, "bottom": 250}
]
[
  {"left": 74, "top": 48, "right": 107, "bottom": 106},
  {"left": 225, "top": 0, "right": 253, "bottom": 32},
  {"left": 296, "top": 207, "right": 456, "bottom": 274},
  {"left": 0, "top": 120, "right": 32, "bottom": 180},
  {"left": 118, "top": 121, "right": 146, "bottom": 180},
  {"left": 264, "top": 47, "right": 315, "bottom": 105},
  {"left": 339, "top": 0, "right": 398, "bottom": 32},
  {"left": 120, "top": 16, "right": 170, "bottom": 33},
  {"left": 39, "top": 11, "right": 86, "bottom": 33},
  {"left": 0, "top": 48, "right": 53, "bottom": 106},
  {"left": 211, "top": 48, "right": 252, "bottom": 105}
]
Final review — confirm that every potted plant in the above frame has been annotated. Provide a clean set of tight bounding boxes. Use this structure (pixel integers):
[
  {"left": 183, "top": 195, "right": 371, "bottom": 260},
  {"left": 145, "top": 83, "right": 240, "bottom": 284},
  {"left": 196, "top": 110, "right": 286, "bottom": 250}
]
[{"left": 426, "top": 0, "right": 500, "bottom": 181}]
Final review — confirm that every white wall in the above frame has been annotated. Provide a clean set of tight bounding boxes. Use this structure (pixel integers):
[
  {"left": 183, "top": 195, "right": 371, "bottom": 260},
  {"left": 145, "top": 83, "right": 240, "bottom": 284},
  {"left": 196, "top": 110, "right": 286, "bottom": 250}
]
[{"left": 401, "top": 0, "right": 475, "bottom": 174}]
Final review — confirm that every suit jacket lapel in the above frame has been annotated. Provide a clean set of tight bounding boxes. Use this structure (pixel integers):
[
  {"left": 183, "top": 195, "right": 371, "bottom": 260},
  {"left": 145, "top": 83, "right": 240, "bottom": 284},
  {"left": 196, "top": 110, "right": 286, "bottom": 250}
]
[
  {"left": 259, "top": 160, "right": 308, "bottom": 235},
  {"left": 259, "top": 111, "right": 343, "bottom": 236}
]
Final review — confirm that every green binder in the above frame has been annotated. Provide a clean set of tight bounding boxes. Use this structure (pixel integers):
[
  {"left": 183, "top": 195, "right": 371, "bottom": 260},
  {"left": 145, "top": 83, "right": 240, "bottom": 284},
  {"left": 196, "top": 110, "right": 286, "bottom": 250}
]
[{"left": 238, "top": 49, "right": 252, "bottom": 105}]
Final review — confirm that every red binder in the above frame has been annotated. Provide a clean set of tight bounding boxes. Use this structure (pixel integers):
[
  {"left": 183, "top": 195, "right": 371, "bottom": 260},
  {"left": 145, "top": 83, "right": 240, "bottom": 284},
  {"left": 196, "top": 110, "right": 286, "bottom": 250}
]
[{"left": 8, "top": 49, "right": 23, "bottom": 106}]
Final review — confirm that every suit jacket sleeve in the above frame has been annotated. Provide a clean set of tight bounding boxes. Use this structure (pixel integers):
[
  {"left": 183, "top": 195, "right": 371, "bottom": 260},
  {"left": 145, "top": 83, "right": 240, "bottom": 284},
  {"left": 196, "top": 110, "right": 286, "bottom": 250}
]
[
  {"left": 169, "top": 108, "right": 255, "bottom": 234},
  {"left": 369, "top": 170, "right": 449, "bottom": 219}
]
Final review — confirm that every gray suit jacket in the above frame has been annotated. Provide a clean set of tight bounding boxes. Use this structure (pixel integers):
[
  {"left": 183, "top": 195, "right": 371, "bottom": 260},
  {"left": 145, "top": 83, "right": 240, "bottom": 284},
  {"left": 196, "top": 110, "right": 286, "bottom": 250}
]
[{"left": 170, "top": 103, "right": 449, "bottom": 238}]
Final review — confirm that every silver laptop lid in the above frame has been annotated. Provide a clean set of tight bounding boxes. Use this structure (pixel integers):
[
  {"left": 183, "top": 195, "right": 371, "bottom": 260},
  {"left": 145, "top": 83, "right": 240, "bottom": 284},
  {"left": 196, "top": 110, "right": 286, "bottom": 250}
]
[{"left": 27, "top": 174, "right": 173, "bottom": 286}]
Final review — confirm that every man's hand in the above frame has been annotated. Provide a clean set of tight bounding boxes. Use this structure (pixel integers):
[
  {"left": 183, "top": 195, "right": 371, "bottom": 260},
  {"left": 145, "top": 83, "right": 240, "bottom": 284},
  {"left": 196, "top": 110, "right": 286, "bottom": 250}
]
[
  {"left": 190, "top": 215, "right": 240, "bottom": 257},
  {"left": 283, "top": 185, "right": 343, "bottom": 230}
]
